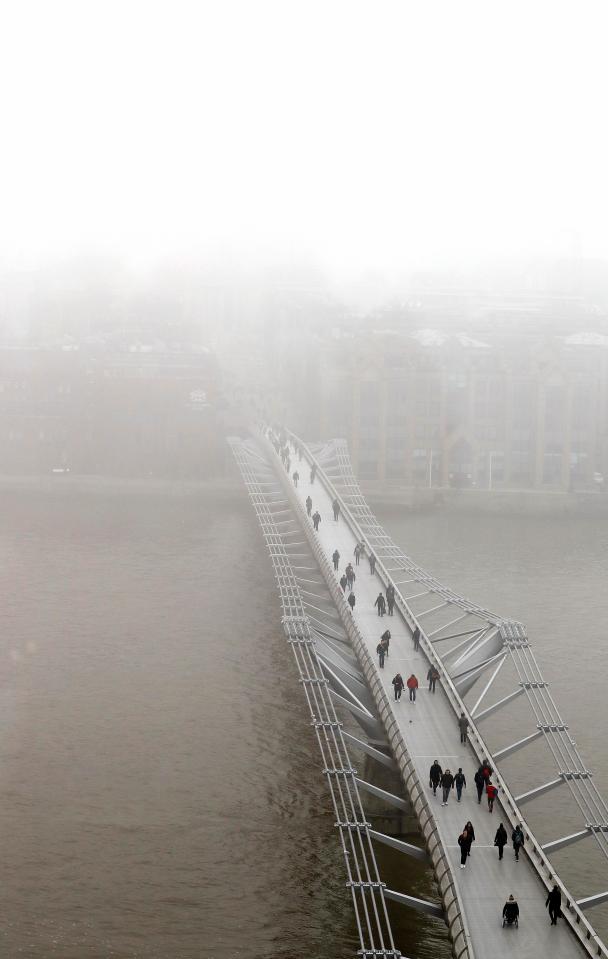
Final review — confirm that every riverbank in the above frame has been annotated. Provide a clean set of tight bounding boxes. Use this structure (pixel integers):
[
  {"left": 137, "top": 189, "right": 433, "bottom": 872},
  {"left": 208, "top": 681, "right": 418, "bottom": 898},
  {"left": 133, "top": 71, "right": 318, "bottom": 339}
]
[
  {"left": 363, "top": 483, "right": 608, "bottom": 514},
  {"left": 0, "top": 472, "right": 243, "bottom": 502}
]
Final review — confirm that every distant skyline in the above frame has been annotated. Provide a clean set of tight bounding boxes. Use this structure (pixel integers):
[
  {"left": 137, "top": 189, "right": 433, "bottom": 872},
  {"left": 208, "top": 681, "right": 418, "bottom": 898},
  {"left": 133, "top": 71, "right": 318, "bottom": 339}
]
[{"left": 1, "top": 0, "right": 608, "bottom": 280}]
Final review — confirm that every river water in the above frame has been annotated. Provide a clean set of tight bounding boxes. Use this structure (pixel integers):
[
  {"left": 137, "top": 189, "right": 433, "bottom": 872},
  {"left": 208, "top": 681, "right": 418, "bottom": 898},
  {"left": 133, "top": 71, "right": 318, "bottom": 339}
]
[{"left": 0, "top": 484, "right": 605, "bottom": 957}]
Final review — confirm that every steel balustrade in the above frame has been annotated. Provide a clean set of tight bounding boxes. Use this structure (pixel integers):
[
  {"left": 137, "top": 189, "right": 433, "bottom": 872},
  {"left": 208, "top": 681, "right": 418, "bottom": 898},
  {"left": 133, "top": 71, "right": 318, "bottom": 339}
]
[{"left": 229, "top": 437, "right": 402, "bottom": 959}]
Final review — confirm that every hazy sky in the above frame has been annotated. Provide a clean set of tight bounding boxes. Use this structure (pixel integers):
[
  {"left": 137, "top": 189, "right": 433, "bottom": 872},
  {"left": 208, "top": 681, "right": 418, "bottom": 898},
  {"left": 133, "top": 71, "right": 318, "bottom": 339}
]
[{"left": 1, "top": 0, "right": 606, "bottom": 275}]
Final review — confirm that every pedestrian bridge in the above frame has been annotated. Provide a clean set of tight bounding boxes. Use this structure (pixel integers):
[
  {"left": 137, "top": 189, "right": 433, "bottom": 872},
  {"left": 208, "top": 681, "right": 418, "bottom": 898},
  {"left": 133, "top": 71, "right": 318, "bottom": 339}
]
[{"left": 229, "top": 427, "right": 608, "bottom": 959}]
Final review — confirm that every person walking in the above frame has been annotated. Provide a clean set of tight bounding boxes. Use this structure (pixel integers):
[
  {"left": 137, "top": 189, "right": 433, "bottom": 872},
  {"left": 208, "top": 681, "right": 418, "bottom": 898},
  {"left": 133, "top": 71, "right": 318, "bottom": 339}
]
[
  {"left": 429, "top": 761, "right": 442, "bottom": 796},
  {"left": 332, "top": 499, "right": 340, "bottom": 521},
  {"left": 546, "top": 885, "right": 562, "bottom": 925},
  {"left": 305, "top": 495, "right": 313, "bottom": 517},
  {"left": 407, "top": 673, "right": 419, "bottom": 702},
  {"left": 312, "top": 510, "right": 321, "bottom": 531},
  {"left": 463, "top": 820, "right": 475, "bottom": 857},
  {"left": 392, "top": 673, "right": 404, "bottom": 701},
  {"left": 412, "top": 626, "right": 421, "bottom": 652},
  {"left": 347, "top": 591, "right": 356, "bottom": 612},
  {"left": 427, "top": 665, "right": 440, "bottom": 693},
  {"left": 455, "top": 768, "right": 466, "bottom": 802},
  {"left": 374, "top": 593, "right": 386, "bottom": 616},
  {"left": 376, "top": 642, "right": 385, "bottom": 668},
  {"left": 339, "top": 573, "right": 348, "bottom": 593},
  {"left": 486, "top": 780, "right": 498, "bottom": 813},
  {"left": 458, "top": 829, "right": 472, "bottom": 869},
  {"left": 346, "top": 564, "right": 356, "bottom": 590},
  {"left": 474, "top": 767, "right": 485, "bottom": 804},
  {"left": 369, "top": 553, "right": 377, "bottom": 574},
  {"left": 512, "top": 824, "right": 525, "bottom": 861},
  {"left": 292, "top": 470, "right": 299, "bottom": 487},
  {"left": 380, "top": 629, "right": 391, "bottom": 658},
  {"left": 332, "top": 549, "right": 340, "bottom": 571},
  {"left": 458, "top": 712, "right": 469, "bottom": 743},
  {"left": 440, "top": 769, "right": 454, "bottom": 806},
  {"left": 494, "top": 823, "right": 508, "bottom": 861},
  {"left": 310, "top": 464, "right": 317, "bottom": 484},
  {"left": 353, "top": 543, "right": 362, "bottom": 566},
  {"left": 386, "top": 584, "right": 395, "bottom": 615},
  {"left": 480, "top": 758, "right": 493, "bottom": 784}
]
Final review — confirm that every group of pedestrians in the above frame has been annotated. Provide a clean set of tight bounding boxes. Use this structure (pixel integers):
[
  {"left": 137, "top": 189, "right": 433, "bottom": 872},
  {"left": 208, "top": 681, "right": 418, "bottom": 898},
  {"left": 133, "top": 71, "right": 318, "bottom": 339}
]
[
  {"left": 501, "top": 884, "right": 563, "bottom": 928},
  {"left": 472, "top": 759, "right": 501, "bottom": 813},
  {"left": 271, "top": 426, "right": 563, "bottom": 932},
  {"left": 429, "top": 761, "right": 466, "bottom": 805}
]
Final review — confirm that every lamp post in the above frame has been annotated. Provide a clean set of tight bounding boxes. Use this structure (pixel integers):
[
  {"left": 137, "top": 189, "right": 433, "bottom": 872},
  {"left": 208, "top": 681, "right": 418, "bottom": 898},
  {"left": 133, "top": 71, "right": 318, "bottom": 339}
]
[{"left": 488, "top": 450, "right": 499, "bottom": 490}]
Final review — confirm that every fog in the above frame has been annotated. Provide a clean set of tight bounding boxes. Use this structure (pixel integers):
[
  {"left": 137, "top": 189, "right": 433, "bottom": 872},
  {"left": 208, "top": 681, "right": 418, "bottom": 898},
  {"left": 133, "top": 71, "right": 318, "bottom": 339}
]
[{"left": 2, "top": 0, "right": 608, "bottom": 283}]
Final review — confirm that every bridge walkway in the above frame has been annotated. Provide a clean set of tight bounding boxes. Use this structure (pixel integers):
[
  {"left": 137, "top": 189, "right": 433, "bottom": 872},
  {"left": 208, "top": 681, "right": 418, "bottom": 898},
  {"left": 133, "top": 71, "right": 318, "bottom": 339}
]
[{"left": 290, "top": 441, "right": 584, "bottom": 958}]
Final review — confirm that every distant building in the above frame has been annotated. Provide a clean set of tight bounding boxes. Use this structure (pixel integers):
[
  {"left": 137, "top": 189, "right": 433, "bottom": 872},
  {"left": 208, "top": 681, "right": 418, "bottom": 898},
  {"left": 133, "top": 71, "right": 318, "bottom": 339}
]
[
  {"left": 0, "top": 345, "right": 223, "bottom": 478},
  {"left": 313, "top": 328, "right": 608, "bottom": 491}
]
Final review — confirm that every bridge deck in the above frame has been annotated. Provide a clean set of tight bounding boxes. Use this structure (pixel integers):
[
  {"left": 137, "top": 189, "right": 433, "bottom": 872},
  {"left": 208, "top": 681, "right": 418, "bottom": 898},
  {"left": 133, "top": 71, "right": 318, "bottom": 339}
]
[{"left": 293, "top": 450, "right": 583, "bottom": 958}]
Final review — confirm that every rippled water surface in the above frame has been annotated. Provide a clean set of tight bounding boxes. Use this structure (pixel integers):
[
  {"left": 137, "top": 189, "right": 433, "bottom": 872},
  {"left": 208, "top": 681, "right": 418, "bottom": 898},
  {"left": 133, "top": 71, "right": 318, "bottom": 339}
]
[{"left": 0, "top": 485, "right": 605, "bottom": 955}]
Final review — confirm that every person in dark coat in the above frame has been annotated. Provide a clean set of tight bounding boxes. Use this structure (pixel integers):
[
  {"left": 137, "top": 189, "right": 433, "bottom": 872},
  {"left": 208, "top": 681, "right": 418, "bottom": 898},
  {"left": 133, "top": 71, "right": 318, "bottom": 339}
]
[
  {"left": 502, "top": 895, "right": 519, "bottom": 924},
  {"left": 353, "top": 544, "right": 362, "bottom": 565},
  {"left": 427, "top": 665, "right": 440, "bottom": 693},
  {"left": 546, "top": 885, "right": 562, "bottom": 924},
  {"left": 305, "top": 495, "right": 313, "bottom": 516},
  {"left": 429, "top": 761, "right": 442, "bottom": 795},
  {"left": 463, "top": 820, "right": 475, "bottom": 855},
  {"left": 374, "top": 593, "right": 386, "bottom": 616},
  {"left": 392, "top": 673, "right": 404, "bottom": 700},
  {"left": 512, "top": 824, "right": 525, "bottom": 861},
  {"left": 458, "top": 829, "right": 472, "bottom": 868},
  {"left": 312, "top": 510, "right": 321, "bottom": 531},
  {"left": 454, "top": 768, "right": 466, "bottom": 802},
  {"left": 412, "top": 626, "right": 421, "bottom": 651},
  {"left": 458, "top": 712, "right": 469, "bottom": 743},
  {"left": 369, "top": 553, "right": 377, "bottom": 574},
  {"left": 440, "top": 769, "right": 454, "bottom": 806},
  {"left": 347, "top": 592, "right": 356, "bottom": 611},
  {"left": 332, "top": 549, "right": 340, "bottom": 571},
  {"left": 494, "top": 823, "right": 508, "bottom": 860},
  {"left": 292, "top": 470, "right": 299, "bottom": 487},
  {"left": 339, "top": 573, "right": 348, "bottom": 593},
  {"left": 346, "top": 565, "right": 356, "bottom": 590},
  {"left": 332, "top": 499, "right": 340, "bottom": 521},
  {"left": 386, "top": 584, "right": 395, "bottom": 615},
  {"left": 380, "top": 629, "right": 391, "bottom": 657},
  {"left": 474, "top": 768, "right": 485, "bottom": 804},
  {"left": 376, "top": 642, "right": 385, "bottom": 668}
]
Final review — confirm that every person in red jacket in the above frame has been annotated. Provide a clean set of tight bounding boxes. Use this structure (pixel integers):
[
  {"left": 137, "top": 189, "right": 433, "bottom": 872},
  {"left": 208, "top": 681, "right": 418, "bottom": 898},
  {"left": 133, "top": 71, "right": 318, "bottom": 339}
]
[
  {"left": 486, "top": 780, "right": 498, "bottom": 813},
  {"left": 406, "top": 673, "right": 419, "bottom": 702}
]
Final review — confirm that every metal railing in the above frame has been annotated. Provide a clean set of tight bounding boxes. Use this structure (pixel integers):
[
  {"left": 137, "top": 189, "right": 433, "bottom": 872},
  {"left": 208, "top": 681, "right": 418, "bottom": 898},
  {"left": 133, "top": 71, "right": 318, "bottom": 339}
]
[{"left": 229, "top": 437, "right": 402, "bottom": 959}]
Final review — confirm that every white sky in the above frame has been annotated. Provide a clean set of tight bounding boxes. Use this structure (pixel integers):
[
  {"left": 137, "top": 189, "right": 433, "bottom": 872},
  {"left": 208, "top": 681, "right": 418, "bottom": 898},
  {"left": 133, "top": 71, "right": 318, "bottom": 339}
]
[{"left": 0, "top": 0, "right": 607, "bottom": 274}]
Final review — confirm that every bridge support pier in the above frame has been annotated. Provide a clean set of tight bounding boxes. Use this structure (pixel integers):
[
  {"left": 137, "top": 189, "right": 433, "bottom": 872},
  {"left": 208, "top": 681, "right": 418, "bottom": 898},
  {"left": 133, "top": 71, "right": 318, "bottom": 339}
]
[{"left": 358, "top": 754, "right": 414, "bottom": 837}]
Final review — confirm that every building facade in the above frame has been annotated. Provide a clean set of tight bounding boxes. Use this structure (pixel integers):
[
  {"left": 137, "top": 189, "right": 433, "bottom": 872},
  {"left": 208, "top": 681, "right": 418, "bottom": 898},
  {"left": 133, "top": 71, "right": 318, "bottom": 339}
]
[
  {"left": 0, "top": 346, "right": 223, "bottom": 478},
  {"left": 314, "top": 330, "right": 608, "bottom": 491}
]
